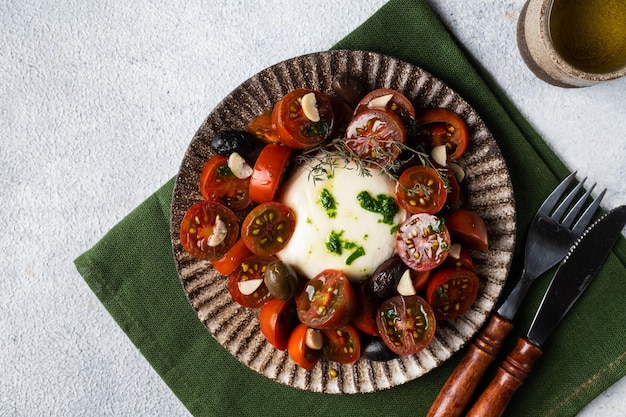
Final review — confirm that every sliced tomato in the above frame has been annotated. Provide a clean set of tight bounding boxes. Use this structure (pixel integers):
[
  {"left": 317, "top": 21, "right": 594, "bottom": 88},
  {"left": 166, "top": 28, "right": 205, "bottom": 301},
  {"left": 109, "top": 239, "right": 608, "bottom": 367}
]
[
  {"left": 345, "top": 108, "right": 406, "bottom": 167},
  {"left": 288, "top": 323, "right": 321, "bottom": 370},
  {"left": 322, "top": 325, "right": 361, "bottom": 364},
  {"left": 395, "top": 165, "right": 447, "bottom": 214},
  {"left": 259, "top": 298, "right": 299, "bottom": 351},
  {"left": 246, "top": 110, "right": 281, "bottom": 144},
  {"left": 241, "top": 202, "right": 296, "bottom": 256},
  {"left": 210, "top": 238, "right": 253, "bottom": 276},
  {"left": 179, "top": 201, "right": 239, "bottom": 261},
  {"left": 296, "top": 269, "right": 357, "bottom": 330},
  {"left": 396, "top": 213, "right": 451, "bottom": 271},
  {"left": 249, "top": 143, "right": 292, "bottom": 204},
  {"left": 376, "top": 295, "right": 436, "bottom": 356},
  {"left": 272, "top": 88, "right": 334, "bottom": 149},
  {"left": 199, "top": 154, "right": 251, "bottom": 212},
  {"left": 444, "top": 209, "right": 489, "bottom": 252},
  {"left": 354, "top": 88, "right": 416, "bottom": 121},
  {"left": 417, "top": 108, "right": 468, "bottom": 161},
  {"left": 441, "top": 167, "right": 461, "bottom": 211},
  {"left": 228, "top": 255, "right": 276, "bottom": 308},
  {"left": 352, "top": 283, "right": 380, "bottom": 337},
  {"left": 426, "top": 267, "right": 479, "bottom": 320}
]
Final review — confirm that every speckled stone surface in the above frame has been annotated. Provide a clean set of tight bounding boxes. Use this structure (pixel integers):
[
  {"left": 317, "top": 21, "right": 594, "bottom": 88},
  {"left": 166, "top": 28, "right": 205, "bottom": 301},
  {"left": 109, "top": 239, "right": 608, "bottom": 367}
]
[{"left": 1, "top": 1, "right": 624, "bottom": 416}]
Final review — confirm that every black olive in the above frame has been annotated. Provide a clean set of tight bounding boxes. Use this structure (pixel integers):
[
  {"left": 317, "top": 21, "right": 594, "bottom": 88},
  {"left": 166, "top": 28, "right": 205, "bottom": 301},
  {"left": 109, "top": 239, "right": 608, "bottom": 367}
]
[
  {"left": 209, "top": 130, "right": 257, "bottom": 157},
  {"left": 361, "top": 336, "right": 399, "bottom": 362},
  {"left": 332, "top": 73, "right": 365, "bottom": 108},
  {"left": 264, "top": 260, "right": 299, "bottom": 300},
  {"left": 368, "top": 255, "right": 407, "bottom": 298}
]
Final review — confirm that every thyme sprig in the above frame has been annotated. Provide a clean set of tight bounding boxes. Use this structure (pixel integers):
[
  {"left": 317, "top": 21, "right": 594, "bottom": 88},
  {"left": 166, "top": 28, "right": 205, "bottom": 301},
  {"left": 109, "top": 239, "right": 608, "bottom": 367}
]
[{"left": 295, "top": 137, "right": 436, "bottom": 186}]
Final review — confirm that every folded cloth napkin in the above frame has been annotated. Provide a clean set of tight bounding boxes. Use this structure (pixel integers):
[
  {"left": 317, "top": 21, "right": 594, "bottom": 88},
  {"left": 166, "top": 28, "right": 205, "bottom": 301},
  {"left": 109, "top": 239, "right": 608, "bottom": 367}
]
[{"left": 75, "top": 0, "right": 626, "bottom": 415}]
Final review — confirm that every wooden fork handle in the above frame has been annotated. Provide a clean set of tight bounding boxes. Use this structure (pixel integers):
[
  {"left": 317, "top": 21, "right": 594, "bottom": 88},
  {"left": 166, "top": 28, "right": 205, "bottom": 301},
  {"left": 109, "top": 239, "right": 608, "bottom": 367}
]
[
  {"left": 466, "top": 338, "right": 543, "bottom": 417},
  {"left": 427, "top": 314, "right": 514, "bottom": 417}
]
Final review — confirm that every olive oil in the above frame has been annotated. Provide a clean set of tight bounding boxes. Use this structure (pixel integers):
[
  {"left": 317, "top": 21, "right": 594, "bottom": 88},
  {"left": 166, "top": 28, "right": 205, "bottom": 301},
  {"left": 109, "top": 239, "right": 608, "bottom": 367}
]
[{"left": 549, "top": 0, "right": 626, "bottom": 73}]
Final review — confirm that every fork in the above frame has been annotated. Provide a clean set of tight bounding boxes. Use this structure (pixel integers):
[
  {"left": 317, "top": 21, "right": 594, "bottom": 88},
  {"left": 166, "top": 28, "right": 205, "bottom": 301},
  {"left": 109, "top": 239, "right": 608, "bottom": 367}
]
[{"left": 427, "top": 172, "right": 605, "bottom": 417}]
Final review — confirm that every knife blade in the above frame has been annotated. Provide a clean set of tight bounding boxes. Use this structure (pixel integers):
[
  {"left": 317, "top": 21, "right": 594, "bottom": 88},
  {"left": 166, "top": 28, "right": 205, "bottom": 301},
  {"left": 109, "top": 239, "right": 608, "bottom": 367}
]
[{"left": 466, "top": 205, "right": 626, "bottom": 417}]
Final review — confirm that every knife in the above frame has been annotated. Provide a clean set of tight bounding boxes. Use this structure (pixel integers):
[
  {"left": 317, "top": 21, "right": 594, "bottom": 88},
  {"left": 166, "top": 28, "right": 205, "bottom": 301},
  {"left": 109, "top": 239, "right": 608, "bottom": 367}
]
[{"left": 465, "top": 205, "right": 626, "bottom": 417}]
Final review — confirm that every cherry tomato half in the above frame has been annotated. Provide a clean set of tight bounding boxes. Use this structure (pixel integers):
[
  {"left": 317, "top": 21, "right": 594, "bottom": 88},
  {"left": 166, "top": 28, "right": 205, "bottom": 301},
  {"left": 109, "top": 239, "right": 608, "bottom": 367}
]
[
  {"left": 199, "top": 155, "right": 251, "bottom": 212},
  {"left": 396, "top": 213, "right": 451, "bottom": 271},
  {"left": 426, "top": 267, "right": 479, "bottom": 320},
  {"left": 246, "top": 110, "right": 281, "bottom": 144},
  {"left": 345, "top": 108, "right": 406, "bottom": 167},
  {"left": 210, "top": 238, "right": 253, "bottom": 276},
  {"left": 288, "top": 323, "right": 321, "bottom": 370},
  {"left": 411, "top": 269, "right": 431, "bottom": 293},
  {"left": 444, "top": 209, "right": 489, "bottom": 252},
  {"left": 259, "top": 298, "right": 299, "bottom": 351},
  {"left": 322, "top": 324, "right": 361, "bottom": 364},
  {"left": 272, "top": 88, "right": 335, "bottom": 149},
  {"left": 249, "top": 143, "right": 292, "bottom": 204},
  {"left": 241, "top": 202, "right": 296, "bottom": 256},
  {"left": 296, "top": 269, "right": 357, "bottom": 330},
  {"left": 395, "top": 165, "right": 447, "bottom": 214},
  {"left": 376, "top": 295, "right": 436, "bottom": 356},
  {"left": 417, "top": 108, "right": 468, "bottom": 161},
  {"left": 180, "top": 201, "right": 239, "bottom": 261},
  {"left": 442, "top": 245, "right": 474, "bottom": 270},
  {"left": 354, "top": 88, "right": 416, "bottom": 121},
  {"left": 228, "top": 255, "right": 276, "bottom": 308}
]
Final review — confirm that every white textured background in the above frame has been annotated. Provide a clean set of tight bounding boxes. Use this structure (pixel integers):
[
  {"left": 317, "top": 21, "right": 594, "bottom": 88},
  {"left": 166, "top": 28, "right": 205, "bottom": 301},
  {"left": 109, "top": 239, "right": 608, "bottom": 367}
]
[{"left": 1, "top": 0, "right": 625, "bottom": 415}]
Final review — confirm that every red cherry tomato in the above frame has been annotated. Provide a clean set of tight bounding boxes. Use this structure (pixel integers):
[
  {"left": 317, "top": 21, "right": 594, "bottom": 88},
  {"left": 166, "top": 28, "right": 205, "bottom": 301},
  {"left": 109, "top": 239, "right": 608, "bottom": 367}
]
[
  {"left": 345, "top": 108, "right": 406, "bottom": 167},
  {"left": 426, "top": 267, "right": 480, "bottom": 320},
  {"left": 396, "top": 213, "right": 451, "bottom": 271},
  {"left": 259, "top": 298, "right": 299, "bottom": 351},
  {"left": 441, "top": 167, "right": 461, "bottom": 211},
  {"left": 210, "top": 238, "right": 253, "bottom": 276},
  {"left": 322, "top": 324, "right": 361, "bottom": 364},
  {"left": 444, "top": 209, "right": 489, "bottom": 252},
  {"left": 376, "top": 295, "right": 436, "bottom": 356},
  {"left": 241, "top": 202, "right": 296, "bottom": 256},
  {"left": 296, "top": 269, "right": 357, "bottom": 330},
  {"left": 395, "top": 165, "right": 447, "bottom": 214},
  {"left": 246, "top": 110, "right": 281, "bottom": 144},
  {"left": 272, "top": 88, "right": 335, "bottom": 149},
  {"left": 288, "top": 323, "right": 321, "bottom": 370},
  {"left": 180, "top": 201, "right": 239, "bottom": 261},
  {"left": 199, "top": 154, "right": 251, "bottom": 212},
  {"left": 228, "top": 255, "right": 275, "bottom": 308},
  {"left": 417, "top": 108, "right": 468, "bottom": 161},
  {"left": 352, "top": 283, "right": 381, "bottom": 337},
  {"left": 354, "top": 88, "right": 416, "bottom": 121},
  {"left": 249, "top": 143, "right": 292, "bottom": 204}
]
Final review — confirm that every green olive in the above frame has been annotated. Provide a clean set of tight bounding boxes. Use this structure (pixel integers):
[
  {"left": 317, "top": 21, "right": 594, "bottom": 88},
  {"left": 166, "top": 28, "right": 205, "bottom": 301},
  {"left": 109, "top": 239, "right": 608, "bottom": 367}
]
[{"left": 264, "top": 260, "right": 299, "bottom": 300}]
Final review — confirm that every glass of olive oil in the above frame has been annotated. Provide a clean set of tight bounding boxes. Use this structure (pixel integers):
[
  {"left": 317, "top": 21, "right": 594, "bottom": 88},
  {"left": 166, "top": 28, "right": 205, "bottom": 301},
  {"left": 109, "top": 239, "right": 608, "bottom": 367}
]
[{"left": 518, "top": 0, "right": 626, "bottom": 87}]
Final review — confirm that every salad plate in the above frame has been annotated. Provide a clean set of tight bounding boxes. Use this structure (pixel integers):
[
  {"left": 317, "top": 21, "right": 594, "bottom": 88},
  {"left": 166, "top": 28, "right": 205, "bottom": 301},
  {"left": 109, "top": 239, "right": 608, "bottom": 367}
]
[{"left": 170, "top": 50, "right": 516, "bottom": 394}]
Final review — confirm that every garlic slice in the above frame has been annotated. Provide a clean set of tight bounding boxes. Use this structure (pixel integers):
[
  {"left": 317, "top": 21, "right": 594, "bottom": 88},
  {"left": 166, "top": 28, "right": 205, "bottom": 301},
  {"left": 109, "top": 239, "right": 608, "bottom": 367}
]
[
  {"left": 238, "top": 278, "right": 263, "bottom": 296},
  {"left": 448, "top": 243, "right": 462, "bottom": 259},
  {"left": 301, "top": 92, "right": 320, "bottom": 122},
  {"left": 207, "top": 215, "right": 228, "bottom": 247},
  {"left": 228, "top": 152, "right": 253, "bottom": 179},
  {"left": 367, "top": 93, "right": 394, "bottom": 109},
  {"left": 431, "top": 144, "right": 448, "bottom": 167},
  {"left": 396, "top": 269, "right": 416, "bottom": 296},
  {"left": 447, "top": 162, "right": 465, "bottom": 183},
  {"left": 305, "top": 328, "right": 324, "bottom": 350}
]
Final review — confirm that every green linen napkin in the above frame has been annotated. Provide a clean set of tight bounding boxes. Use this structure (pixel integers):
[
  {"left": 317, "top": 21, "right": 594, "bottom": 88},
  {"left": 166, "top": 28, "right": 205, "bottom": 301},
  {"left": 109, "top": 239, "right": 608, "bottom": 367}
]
[{"left": 75, "top": 0, "right": 626, "bottom": 415}]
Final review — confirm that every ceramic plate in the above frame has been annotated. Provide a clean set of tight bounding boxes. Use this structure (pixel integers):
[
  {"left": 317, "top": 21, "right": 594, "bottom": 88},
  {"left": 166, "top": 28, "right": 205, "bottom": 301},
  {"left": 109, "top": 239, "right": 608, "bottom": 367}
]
[{"left": 170, "top": 50, "right": 516, "bottom": 394}]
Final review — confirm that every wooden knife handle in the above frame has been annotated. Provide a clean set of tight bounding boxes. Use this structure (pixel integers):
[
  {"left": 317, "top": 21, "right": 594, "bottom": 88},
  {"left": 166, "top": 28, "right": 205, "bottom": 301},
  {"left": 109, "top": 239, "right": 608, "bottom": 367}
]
[
  {"left": 426, "top": 314, "right": 514, "bottom": 417},
  {"left": 465, "top": 338, "right": 544, "bottom": 417}
]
